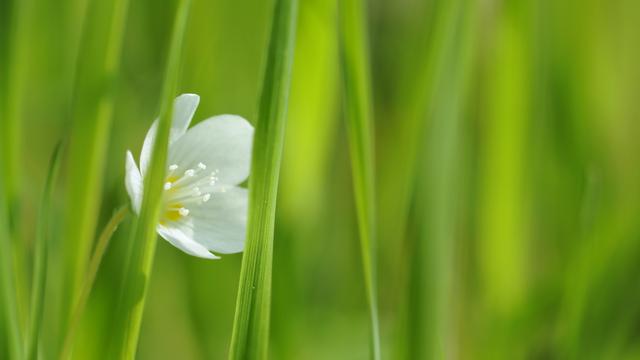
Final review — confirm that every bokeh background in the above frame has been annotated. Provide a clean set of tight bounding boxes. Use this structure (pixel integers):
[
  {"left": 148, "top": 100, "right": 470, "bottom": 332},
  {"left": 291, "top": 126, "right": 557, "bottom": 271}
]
[{"left": 1, "top": 0, "right": 640, "bottom": 358}]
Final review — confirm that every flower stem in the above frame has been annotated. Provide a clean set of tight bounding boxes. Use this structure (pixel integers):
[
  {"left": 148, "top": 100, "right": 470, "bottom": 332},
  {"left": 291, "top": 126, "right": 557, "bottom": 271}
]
[{"left": 60, "top": 205, "right": 129, "bottom": 360}]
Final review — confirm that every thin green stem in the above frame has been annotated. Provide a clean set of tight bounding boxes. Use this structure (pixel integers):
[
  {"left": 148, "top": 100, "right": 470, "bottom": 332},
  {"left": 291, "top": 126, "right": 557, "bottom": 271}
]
[
  {"left": 63, "top": 0, "right": 130, "bottom": 319},
  {"left": 228, "top": 0, "right": 298, "bottom": 358},
  {"left": 338, "top": 0, "right": 380, "bottom": 358},
  {"left": 0, "top": 177, "right": 21, "bottom": 360},
  {"left": 111, "top": 0, "right": 192, "bottom": 357},
  {"left": 25, "top": 142, "right": 63, "bottom": 360},
  {"left": 60, "top": 205, "right": 129, "bottom": 360}
]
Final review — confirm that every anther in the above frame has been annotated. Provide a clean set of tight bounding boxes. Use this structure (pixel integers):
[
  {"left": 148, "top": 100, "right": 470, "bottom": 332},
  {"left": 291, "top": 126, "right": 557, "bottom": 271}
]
[
  {"left": 185, "top": 169, "right": 195, "bottom": 177},
  {"left": 179, "top": 207, "right": 190, "bottom": 216},
  {"left": 164, "top": 182, "right": 172, "bottom": 190},
  {"left": 169, "top": 164, "right": 178, "bottom": 171},
  {"left": 202, "top": 193, "right": 211, "bottom": 202},
  {"left": 198, "top": 162, "right": 207, "bottom": 170}
]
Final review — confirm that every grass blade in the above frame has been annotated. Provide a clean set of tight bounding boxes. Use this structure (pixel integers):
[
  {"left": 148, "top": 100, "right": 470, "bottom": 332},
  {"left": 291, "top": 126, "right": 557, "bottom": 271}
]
[
  {"left": 111, "top": 0, "right": 192, "bottom": 357},
  {"left": 25, "top": 142, "right": 63, "bottom": 360},
  {"left": 61, "top": 205, "right": 129, "bottom": 359},
  {"left": 337, "top": 0, "right": 381, "bottom": 358},
  {"left": 409, "top": 0, "right": 475, "bottom": 357},
  {"left": 1, "top": 0, "right": 33, "bottom": 215},
  {"left": 0, "top": 164, "right": 21, "bottom": 360},
  {"left": 61, "top": 0, "right": 130, "bottom": 335},
  {"left": 228, "top": 0, "right": 298, "bottom": 357}
]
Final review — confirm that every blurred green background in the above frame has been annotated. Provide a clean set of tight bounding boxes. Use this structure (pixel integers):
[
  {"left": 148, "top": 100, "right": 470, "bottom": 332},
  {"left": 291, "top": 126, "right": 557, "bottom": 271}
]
[{"left": 2, "top": 0, "right": 640, "bottom": 358}]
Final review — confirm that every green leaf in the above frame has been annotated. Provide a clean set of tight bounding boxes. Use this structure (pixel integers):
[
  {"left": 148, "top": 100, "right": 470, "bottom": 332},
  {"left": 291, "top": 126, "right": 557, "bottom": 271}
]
[
  {"left": 0, "top": 158, "right": 21, "bottom": 360},
  {"left": 409, "top": 0, "right": 476, "bottom": 358},
  {"left": 61, "top": 0, "right": 130, "bottom": 335},
  {"left": 26, "top": 141, "right": 63, "bottom": 360},
  {"left": 111, "top": 0, "right": 192, "bottom": 357},
  {"left": 337, "top": 0, "right": 380, "bottom": 358},
  {"left": 228, "top": 0, "right": 298, "bottom": 358}
]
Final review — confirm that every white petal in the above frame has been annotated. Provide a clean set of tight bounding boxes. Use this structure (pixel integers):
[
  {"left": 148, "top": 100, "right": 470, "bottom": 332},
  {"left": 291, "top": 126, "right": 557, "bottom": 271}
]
[
  {"left": 182, "top": 186, "right": 248, "bottom": 254},
  {"left": 125, "top": 150, "right": 143, "bottom": 214},
  {"left": 140, "top": 94, "right": 200, "bottom": 175},
  {"left": 157, "top": 224, "right": 219, "bottom": 259},
  {"left": 168, "top": 115, "right": 254, "bottom": 186}
]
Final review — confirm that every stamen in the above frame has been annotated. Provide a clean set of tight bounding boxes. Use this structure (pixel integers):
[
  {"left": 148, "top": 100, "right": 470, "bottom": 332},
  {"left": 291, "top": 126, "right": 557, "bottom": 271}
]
[
  {"left": 164, "top": 182, "right": 173, "bottom": 190},
  {"left": 178, "top": 207, "right": 190, "bottom": 216},
  {"left": 169, "top": 164, "right": 178, "bottom": 171},
  {"left": 198, "top": 162, "right": 207, "bottom": 170},
  {"left": 202, "top": 193, "right": 211, "bottom": 202},
  {"left": 185, "top": 169, "right": 195, "bottom": 177}
]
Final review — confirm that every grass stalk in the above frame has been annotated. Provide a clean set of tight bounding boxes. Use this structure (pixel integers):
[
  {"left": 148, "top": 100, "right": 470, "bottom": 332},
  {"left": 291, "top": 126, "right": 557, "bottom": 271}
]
[
  {"left": 61, "top": 205, "right": 129, "bottom": 359},
  {"left": 409, "top": 0, "right": 475, "bottom": 357},
  {"left": 337, "top": 0, "right": 380, "bottom": 358},
  {"left": 111, "top": 0, "right": 192, "bottom": 357},
  {"left": 2, "top": 0, "right": 33, "bottom": 216},
  {"left": 228, "top": 0, "right": 298, "bottom": 358},
  {"left": 62, "top": 0, "right": 130, "bottom": 318},
  {"left": 0, "top": 168, "right": 21, "bottom": 360},
  {"left": 25, "top": 143, "right": 63, "bottom": 360}
]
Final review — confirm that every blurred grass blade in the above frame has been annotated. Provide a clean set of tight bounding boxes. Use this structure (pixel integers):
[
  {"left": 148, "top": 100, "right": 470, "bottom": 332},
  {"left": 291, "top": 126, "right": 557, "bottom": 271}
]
[
  {"left": 337, "top": 0, "right": 380, "bottom": 358},
  {"left": 61, "top": 205, "right": 128, "bottom": 359},
  {"left": 61, "top": 0, "right": 130, "bottom": 334},
  {"left": 2, "top": 0, "right": 34, "bottom": 215},
  {"left": 228, "top": 0, "right": 298, "bottom": 357},
  {"left": 409, "top": 0, "right": 475, "bottom": 357},
  {"left": 0, "top": 166, "right": 21, "bottom": 360},
  {"left": 26, "top": 142, "right": 63, "bottom": 360},
  {"left": 112, "top": 0, "right": 192, "bottom": 357},
  {"left": 479, "top": 1, "right": 530, "bottom": 319}
]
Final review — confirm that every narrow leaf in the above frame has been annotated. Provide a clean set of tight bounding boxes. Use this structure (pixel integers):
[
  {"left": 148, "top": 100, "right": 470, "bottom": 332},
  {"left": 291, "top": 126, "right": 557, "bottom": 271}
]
[
  {"left": 26, "top": 142, "right": 63, "bottom": 360},
  {"left": 61, "top": 0, "right": 130, "bottom": 333},
  {"left": 337, "top": 0, "right": 380, "bottom": 357},
  {"left": 0, "top": 163, "right": 21, "bottom": 360},
  {"left": 228, "top": 0, "right": 298, "bottom": 358},
  {"left": 111, "top": 0, "right": 192, "bottom": 357}
]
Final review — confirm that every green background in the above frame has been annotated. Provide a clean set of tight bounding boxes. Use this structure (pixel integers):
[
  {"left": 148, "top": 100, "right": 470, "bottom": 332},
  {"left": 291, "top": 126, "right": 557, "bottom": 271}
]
[{"left": 1, "top": 0, "right": 640, "bottom": 358}]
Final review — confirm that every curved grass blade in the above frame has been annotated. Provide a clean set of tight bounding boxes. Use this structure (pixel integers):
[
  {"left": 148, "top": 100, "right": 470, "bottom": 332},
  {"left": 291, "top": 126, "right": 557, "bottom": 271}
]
[
  {"left": 228, "top": 0, "right": 298, "bottom": 358},
  {"left": 111, "top": 0, "right": 192, "bottom": 357},
  {"left": 61, "top": 205, "right": 129, "bottom": 359},
  {"left": 25, "top": 141, "right": 63, "bottom": 360},
  {"left": 337, "top": 0, "right": 380, "bottom": 357},
  {"left": 60, "top": 0, "right": 131, "bottom": 347}
]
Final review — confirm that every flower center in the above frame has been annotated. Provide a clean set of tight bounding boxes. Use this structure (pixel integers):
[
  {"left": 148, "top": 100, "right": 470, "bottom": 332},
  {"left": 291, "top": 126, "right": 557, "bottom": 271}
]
[{"left": 159, "top": 162, "right": 219, "bottom": 224}]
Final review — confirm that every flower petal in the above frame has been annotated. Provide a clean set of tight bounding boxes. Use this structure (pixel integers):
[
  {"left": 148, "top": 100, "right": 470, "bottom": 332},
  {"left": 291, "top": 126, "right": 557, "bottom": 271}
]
[
  {"left": 125, "top": 150, "right": 143, "bottom": 214},
  {"left": 182, "top": 186, "right": 248, "bottom": 254},
  {"left": 168, "top": 115, "right": 254, "bottom": 186},
  {"left": 140, "top": 94, "right": 200, "bottom": 175},
  {"left": 157, "top": 224, "right": 220, "bottom": 259}
]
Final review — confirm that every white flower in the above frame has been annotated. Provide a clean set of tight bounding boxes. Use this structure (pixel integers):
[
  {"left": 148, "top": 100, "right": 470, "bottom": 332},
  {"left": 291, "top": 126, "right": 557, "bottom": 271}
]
[{"left": 124, "top": 94, "right": 254, "bottom": 259}]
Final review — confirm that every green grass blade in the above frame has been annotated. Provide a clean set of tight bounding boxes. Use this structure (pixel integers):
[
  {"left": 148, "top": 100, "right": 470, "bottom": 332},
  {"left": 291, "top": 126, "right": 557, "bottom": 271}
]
[
  {"left": 60, "top": 206, "right": 128, "bottom": 360},
  {"left": 228, "top": 0, "right": 298, "bottom": 357},
  {"left": 111, "top": 0, "right": 192, "bottom": 357},
  {"left": 61, "top": 0, "right": 130, "bottom": 334},
  {"left": 337, "top": 0, "right": 380, "bottom": 358},
  {"left": 1, "top": 0, "right": 34, "bottom": 215},
  {"left": 25, "top": 142, "right": 63, "bottom": 360},
  {"left": 0, "top": 163, "right": 21, "bottom": 360},
  {"left": 409, "top": 0, "right": 476, "bottom": 357}
]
